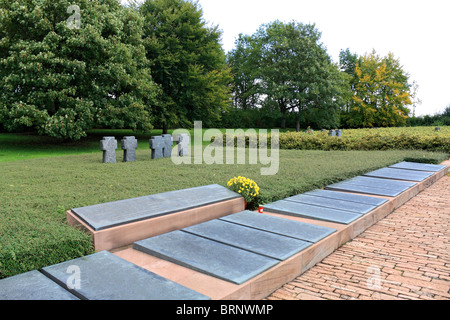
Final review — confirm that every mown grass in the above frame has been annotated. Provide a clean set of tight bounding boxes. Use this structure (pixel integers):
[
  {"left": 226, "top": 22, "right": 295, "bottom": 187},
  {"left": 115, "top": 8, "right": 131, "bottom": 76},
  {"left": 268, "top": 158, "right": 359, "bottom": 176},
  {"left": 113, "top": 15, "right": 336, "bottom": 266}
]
[{"left": 0, "top": 142, "right": 448, "bottom": 279}]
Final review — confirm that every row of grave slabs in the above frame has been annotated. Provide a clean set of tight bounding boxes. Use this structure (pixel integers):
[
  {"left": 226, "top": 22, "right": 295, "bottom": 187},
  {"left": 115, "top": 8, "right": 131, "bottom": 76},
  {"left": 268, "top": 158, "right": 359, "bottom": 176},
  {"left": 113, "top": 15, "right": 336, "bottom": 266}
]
[{"left": 1, "top": 161, "right": 448, "bottom": 300}]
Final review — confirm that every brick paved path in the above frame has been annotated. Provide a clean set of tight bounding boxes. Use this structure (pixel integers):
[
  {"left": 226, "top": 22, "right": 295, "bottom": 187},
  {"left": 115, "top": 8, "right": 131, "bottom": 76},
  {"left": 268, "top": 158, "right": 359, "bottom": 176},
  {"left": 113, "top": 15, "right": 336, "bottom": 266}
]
[{"left": 267, "top": 174, "right": 450, "bottom": 300}]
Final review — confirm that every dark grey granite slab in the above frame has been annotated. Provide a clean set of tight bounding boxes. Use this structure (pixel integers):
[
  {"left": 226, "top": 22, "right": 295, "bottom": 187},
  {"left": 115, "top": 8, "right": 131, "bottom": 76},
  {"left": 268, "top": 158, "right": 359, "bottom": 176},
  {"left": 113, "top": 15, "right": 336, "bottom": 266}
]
[
  {"left": 220, "top": 211, "right": 336, "bottom": 243},
  {"left": 304, "top": 189, "right": 388, "bottom": 206},
  {"left": 71, "top": 184, "right": 241, "bottom": 231},
  {"left": 263, "top": 200, "right": 361, "bottom": 225},
  {"left": 389, "top": 161, "right": 446, "bottom": 172},
  {"left": 285, "top": 194, "right": 377, "bottom": 214},
  {"left": 183, "top": 219, "right": 311, "bottom": 260},
  {"left": 325, "top": 183, "right": 400, "bottom": 197},
  {"left": 364, "top": 167, "right": 434, "bottom": 182},
  {"left": 40, "top": 251, "right": 210, "bottom": 300},
  {"left": 326, "top": 176, "right": 416, "bottom": 197},
  {"left": 344, "top": 176, "right": 417, "bottom": 190},
  {"left": 0, "top": 270, "right": 79, "bottom": 300},
  {"left": 133, "top": 230, "right": 279, "bottom": 285}
]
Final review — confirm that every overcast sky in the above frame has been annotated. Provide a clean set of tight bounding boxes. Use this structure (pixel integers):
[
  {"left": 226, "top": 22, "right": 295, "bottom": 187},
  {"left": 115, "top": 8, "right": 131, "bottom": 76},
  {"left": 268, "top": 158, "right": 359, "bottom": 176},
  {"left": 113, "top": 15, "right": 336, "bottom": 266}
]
[{"left": 124, "top": 0, "right": 450, "bottom": 116}]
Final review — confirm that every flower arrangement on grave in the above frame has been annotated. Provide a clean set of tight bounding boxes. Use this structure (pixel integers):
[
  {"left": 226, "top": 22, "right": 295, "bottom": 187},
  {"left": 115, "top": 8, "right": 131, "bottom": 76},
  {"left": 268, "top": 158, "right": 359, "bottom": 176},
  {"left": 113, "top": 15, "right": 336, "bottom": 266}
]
[{"left": 227, "top": 176, "right": 260, "bottom": 209}]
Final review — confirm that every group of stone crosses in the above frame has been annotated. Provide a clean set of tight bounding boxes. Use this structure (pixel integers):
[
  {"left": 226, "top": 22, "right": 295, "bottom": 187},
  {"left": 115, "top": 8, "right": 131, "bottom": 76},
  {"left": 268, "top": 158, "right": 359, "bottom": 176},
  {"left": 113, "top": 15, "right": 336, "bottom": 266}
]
[{"left": 100, "top": 134, "right": 190, "bottom": 163}]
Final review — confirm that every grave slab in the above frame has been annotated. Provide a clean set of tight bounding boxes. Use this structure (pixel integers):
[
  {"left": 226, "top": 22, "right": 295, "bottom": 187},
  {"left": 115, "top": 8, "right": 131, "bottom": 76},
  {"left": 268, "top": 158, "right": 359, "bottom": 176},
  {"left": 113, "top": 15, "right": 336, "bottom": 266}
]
[
  {"left": 0, "top": 270, "right": 79, "bottom": 300},
  {"left": 364, "top": 167, "right": 434, "bottom": 182},
  {"left": 285, "top": 194, "right": 377, "bottom": 214},
  {"left": 344, "top": 176, "right": 417, "bottom": 190},
  {"left": 389, "top": 161, "right": 447, "bottom": 172},
  {"left": 219, "top": 211, "right": 336, "bottom": 243},
  {"left": 326, "top": 176, "right": 416, "bottom": 197},
  {"left": 133, "top": 230, "right": 279, "bottom": 285},
  {"left": 183, "top": 219, "right": 311, "bottom": 260},
  {"left": 40, "top": 251, "right": 210, "bottom": 300},
  {"left": 263, "top": 200, "right": 361, "bottom": 225},
  {"left": 71, "top": 184, "right": 241, "bottom": 231},
  {"left": 303, "top": 189, "right": 388, "bottom": 206}
]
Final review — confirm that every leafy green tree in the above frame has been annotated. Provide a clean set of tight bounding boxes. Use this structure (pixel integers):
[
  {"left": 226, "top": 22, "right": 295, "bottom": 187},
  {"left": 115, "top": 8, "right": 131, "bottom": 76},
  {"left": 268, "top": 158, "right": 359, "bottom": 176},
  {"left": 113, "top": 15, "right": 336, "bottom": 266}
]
[
  {"left": 229, "top": 21, "right": 346, "bottom": 130},
  {"left": 139, "top": 0, "right": 232, "bottom": 132},
  {"left": 227, "top": 34, "right": 261, "bottom": 111},
  {"left": 0, "top": 0, "right": 158, "bottom": 140}
]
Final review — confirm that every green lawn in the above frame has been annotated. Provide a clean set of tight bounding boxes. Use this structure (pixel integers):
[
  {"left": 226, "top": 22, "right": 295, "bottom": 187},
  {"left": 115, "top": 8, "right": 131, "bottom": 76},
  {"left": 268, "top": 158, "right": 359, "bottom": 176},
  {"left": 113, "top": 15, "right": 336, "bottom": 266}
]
[{"left": 0, "top": 130, "right": 448, "bottom": 279}]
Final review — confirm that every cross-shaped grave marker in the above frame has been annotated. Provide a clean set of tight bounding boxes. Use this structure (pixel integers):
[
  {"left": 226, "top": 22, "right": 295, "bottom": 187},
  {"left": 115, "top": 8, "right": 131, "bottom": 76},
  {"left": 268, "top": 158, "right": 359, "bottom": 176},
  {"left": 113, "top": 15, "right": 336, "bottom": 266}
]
[
  {"left": 100, "top": 137, "right": 118, "bottom": 163},
  {"left": 149, "top": 136, "right": 163, "bottom": 159},
  {"left": 175, "top": 133, "right": 190, "bottom": 156},
  {"left": 121, "top": 136, "right": 138, "bottom": 162},
  {"left": 162, "top": 134, "right": 173, "bottom": 158}
]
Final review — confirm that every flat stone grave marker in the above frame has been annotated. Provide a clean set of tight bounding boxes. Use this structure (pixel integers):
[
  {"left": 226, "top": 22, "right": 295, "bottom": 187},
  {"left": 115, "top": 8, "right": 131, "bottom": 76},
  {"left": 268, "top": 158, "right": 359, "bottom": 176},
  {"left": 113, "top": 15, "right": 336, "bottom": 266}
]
[
  {"left": 364, "top": 167, "right": 434, "bottom": 182},
  {"left": 40, "top": 251, "right": 210, "bottom": 300},
  {"left": 389, "top": 161, "right": 446, "bottom": 172},
  {"left": 0, "top": 270, "right": 79, "bottom": 300},
  {"left": 133, "top": 230, "right": 279, "bottom": 285},
  {"left": 326, "top": 176, "right": 416, "bottom": 197},
  {"left": 285, "top": 193, "right": 377, "bottom": 214},
  {"left": 100, "top": 136, "right": 117, "bottom": 163},
  {"left": 183, "top": 219, "right": 311, "bottom": 260},
  {"left": 121, "top": 136, "right": 138, "bottom": 162},
  {"left": 303, "top": 189, "right": 388, "bottom": 206},
  {"left": 220, "top": 211, "right": 336, "bottom": 243},
  {"left": 71, "top": 184, "right": 241, "bottom": 231},
  {"left": 263, "top": 200, "right": 361, "bottom": 225}
]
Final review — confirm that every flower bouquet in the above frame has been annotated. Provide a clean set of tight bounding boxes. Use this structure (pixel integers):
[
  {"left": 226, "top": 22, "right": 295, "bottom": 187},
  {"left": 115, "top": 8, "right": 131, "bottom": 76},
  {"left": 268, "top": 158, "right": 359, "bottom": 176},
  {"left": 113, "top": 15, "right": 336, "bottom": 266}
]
[{"left": 227, "top": 176, "right": 260, "bottom": 209}]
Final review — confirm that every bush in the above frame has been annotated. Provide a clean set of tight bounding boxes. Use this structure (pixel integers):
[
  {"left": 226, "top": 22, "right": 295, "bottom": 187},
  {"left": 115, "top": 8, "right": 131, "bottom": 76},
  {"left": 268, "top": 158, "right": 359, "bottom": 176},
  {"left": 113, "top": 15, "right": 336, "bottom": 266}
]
[{"left": 214, "top": 127, "right": 450, "bottom": 153}]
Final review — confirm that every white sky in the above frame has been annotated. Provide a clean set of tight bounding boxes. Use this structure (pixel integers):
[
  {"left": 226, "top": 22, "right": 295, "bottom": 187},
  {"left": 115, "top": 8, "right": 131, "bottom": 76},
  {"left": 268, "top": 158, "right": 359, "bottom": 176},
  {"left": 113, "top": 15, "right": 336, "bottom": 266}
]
[{"left": 124, "top": 0, "right": 450, "bottom": 116}]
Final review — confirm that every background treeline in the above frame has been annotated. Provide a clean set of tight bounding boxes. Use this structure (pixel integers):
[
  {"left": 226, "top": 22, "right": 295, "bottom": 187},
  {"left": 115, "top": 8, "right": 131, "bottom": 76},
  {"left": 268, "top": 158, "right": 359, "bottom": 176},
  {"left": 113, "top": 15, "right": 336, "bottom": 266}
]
[{"left": 0, "top": 0, "right": 448, "bottom": 140}]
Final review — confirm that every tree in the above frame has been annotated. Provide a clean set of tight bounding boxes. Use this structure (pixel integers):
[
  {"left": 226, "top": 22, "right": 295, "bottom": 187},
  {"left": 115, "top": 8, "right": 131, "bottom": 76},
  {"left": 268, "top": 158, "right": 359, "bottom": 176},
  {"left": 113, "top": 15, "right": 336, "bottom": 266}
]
[
  {"left": 346, "top": 50, "right": 412, "bottom": 128},
  {"left": 229, "top": 21, "right": 346, "bottom": 130},
  {"left": 227, "top": 34, "right": 261, "bottom": 111},
  {"left": 139, "top": 0, "right": 232, "bottom": 133},
  {"left": 0, "top": 0, "right": 158, "bottom": 140}
]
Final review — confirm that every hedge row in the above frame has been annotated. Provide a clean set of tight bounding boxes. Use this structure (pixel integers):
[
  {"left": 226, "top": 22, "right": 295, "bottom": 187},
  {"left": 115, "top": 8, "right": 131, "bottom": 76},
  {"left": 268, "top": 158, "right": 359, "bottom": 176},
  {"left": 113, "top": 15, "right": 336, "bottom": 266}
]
[{"left": 213, "top": 127, "right": 450, "bottom": 153}]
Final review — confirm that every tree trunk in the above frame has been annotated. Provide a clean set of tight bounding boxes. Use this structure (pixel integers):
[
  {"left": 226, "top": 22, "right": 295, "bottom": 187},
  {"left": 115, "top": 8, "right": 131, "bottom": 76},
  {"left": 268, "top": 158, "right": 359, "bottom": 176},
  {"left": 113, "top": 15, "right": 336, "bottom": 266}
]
[
  {"left": 162, "top": 121, "right": 168, "bottom": 135},
  {"left": 280, "top": 112, "right": 286, "bottom": 129},
  {"left": 296, "top": 117, "right": 300, "bottom": 132}
]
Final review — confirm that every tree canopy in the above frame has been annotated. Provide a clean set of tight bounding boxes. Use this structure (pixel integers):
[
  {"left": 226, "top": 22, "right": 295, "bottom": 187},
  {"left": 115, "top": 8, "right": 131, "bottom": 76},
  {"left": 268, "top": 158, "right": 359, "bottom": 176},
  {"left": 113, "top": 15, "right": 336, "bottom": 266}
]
[
  {"left": 342, "top": 50, "right": 412, "bottom": 128},
  {"left": 0, "top": 0, "right": 158, "bottom": 140},
  {"left": 139, "top": 0, "right": 232, "bottom": 132},
  {"left": 228, "top": 21, "right": 347, "bottom": 130}
]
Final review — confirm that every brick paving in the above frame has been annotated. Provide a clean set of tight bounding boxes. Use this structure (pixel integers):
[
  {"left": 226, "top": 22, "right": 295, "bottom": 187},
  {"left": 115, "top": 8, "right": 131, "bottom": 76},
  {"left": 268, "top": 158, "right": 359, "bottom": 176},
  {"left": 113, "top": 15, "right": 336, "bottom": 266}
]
[{"left": 267, "top": 173, "right": 450, "bottom": 300}]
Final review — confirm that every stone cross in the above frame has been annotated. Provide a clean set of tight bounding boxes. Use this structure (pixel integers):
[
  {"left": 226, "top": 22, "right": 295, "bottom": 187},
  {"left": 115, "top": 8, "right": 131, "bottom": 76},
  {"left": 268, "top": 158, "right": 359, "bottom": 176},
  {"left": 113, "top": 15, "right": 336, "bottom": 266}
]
[
  {"left": 328, "top": 130, "right": 336, "bottom": 137},
  {"left": 121, "top": 136, "right": 138, "bottom": 162},
  {"left": 162, "top": 134, "right": 173, "bottom": 158},
  {"left": 100, "top": 137, "right": 117, "bottom": 163},
  {"left": 149, "top": 136, "right": 164, "bottom": 159},
  {"left": 336, "top": 129, "right": 343, "bottom": 137},
  {"left": 175, "top": 133, "right": 190, "bottom": 156}
]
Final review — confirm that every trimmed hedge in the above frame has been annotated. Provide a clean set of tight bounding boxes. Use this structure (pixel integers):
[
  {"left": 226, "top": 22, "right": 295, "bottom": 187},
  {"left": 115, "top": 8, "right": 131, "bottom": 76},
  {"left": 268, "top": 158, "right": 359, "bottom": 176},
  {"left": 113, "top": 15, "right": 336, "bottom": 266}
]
[{"left": 214, "top": 127, "right": 450, "bottom": 153}]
